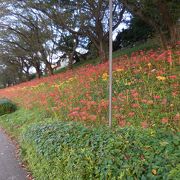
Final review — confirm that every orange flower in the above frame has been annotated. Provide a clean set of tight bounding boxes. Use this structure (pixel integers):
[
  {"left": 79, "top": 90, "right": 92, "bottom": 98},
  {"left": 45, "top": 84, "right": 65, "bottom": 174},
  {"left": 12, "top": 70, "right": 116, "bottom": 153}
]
[
  {"left": 141, "top": 121, "right": 148, "bottom": 128},
  {"left": 148, "top": 63, "right": 151, "bottom": 68},
  {"left": 174, "top": 113, "right": 180, "bottom": 122},
  {"left": 118, "top": 120, "right": 126, "bottom": 127},
  {"left": 102, "top": 73, "right": 108, "bottom": 81},
  {"left": 156, "top": 76, "right": 166, "bottom": 81},
  {"left": 88, "top": 115, "right": 97, "bottom": 121},
  {"left": 116, "top": 68, "right": 124, "bottom": 72},
  {"left": 132, "top": 103, "right": 140, "bottom": 108},
  {"left": 128, "top": 112, "right": 135, "bottom": 117},
  {"left": 161, "top": 118, "right": 168, "bottom": 124}
]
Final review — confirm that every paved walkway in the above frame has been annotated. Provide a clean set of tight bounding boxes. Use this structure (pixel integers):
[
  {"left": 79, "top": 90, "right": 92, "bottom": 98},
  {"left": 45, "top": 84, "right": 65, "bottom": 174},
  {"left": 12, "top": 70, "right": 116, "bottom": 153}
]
[{"left": 0, "top": 129, "right": 27, "bottom": 180}]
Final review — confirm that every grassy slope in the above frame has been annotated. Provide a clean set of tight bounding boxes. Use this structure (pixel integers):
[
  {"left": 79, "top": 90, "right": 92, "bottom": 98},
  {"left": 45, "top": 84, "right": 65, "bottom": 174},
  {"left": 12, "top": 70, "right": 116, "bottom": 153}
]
[
  {"left": 0, "top": 42, "right": 179, "bottom": 179},
  {"left": 0, "top": 42, "right": 179, "bottom": 130},
  {"left": 54, "top": 40, "right": 158, "bottom": 74},
  {"left": 0, "top": 41, "right": 161, "bottom": 136}
]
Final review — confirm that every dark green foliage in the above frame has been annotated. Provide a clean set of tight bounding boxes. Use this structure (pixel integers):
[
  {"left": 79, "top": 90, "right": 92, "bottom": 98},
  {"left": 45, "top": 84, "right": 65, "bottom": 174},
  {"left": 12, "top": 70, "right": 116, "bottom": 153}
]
[
  {"left": 21, "top": 122, "right": 180, "bottom": 179},
  {"left": 113, "top": 16, "right": 154, "bottom": 51},
  {"left": 0, "top": 98, "right": 17, "bottom": 116}
]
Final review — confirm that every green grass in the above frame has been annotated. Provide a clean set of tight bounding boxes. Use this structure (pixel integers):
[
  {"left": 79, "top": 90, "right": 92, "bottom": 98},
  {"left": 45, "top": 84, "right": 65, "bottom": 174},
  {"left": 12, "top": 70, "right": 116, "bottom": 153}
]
[
  {"left": 112, "top": 40, "right": 159, "bottom": 58},
  {"left": 0, "top": 109, "right": 179, "bottom": 179},
  {"left": 0, "top": 41, "right": 179, "bottom": 179},
  {"left": 54, "top": 40, "right": 158, "bottom": 74}
]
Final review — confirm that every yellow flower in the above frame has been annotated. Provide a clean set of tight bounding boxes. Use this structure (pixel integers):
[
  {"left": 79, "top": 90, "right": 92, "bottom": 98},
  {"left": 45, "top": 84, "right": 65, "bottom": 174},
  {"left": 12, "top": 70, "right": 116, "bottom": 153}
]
[
  {"left": 116, "top": 68, "right": 124, "bottom": 72},
  {"left": 152, "top": 169, "right": 157, "bottom": 175},
  {"left": 102, "top": 73, "right": 108, "bottom": 81},
  {"left": 31, "top": 85, "right": 38, "bottom": 89},
  {"left": 68, "top": 77, "right": 76, "bottom": 81},
  {"left": 148, "top": 63, "right": 151, "bottom": 67},
  {"left": 53, "top": 84, "right": 61, "bottom": 88},
  {"left": 125, "top": 82, "right": 132, "bottom": 86},
  {"left": 156, "top": 76, "right": 166, "bottom": 81}
]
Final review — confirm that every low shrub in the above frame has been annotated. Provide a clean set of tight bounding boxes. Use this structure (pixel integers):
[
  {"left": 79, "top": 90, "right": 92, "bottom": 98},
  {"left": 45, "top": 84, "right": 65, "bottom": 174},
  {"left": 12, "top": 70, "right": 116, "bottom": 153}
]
[
  {"left": 21, "top": 122, "right": 180, "bottom": 179},
  {"left": 0, "top": 98, "right": 17, "bottom": 116}
]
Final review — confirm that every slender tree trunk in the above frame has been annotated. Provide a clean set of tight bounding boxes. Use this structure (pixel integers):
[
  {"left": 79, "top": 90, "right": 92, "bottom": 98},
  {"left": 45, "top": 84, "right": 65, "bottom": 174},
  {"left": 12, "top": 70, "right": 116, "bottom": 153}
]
[
  {"left": 41, "top": 49, "right": 54, "bottom": 75},
  {"left": 158, "top": 29, "right": 168, "bottom": 49},
  {"left": 68, "top": 38, "right": 77, "bottom": 69},
  {"left": 68, "top": 53, "right": 74, "bottom": 69},
  {"left": 169, "top": 25, "right": 179, "bottom": 46},
  {"left": 74, "top": 52, "right": 80, "bottom": 63},
  {"left": 35, "top": 65, "right": 42, "bottom": 78},
  {"left": 25, "top": 68, "right": 31, "bottom": 81},
  {"left": 45, "top": 62, "right": 54, "bottom": 75},
  {"left": 25, "top": 72, "right": 30, "bottom": 81},
  {"left": 36, "top": 71, "right": 41, "bottom": 78},
  {"left": 99, "top": 40, "right": 108, "bottom": 63}
]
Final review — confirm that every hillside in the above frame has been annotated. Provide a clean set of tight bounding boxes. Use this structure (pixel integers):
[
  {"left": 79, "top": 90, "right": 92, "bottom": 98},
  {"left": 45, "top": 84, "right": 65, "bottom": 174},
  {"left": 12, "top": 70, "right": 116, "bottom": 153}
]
[
  {"left": 0, "top": 47, "right": 180, "bottom": 179},
  {"left": 0, "top": 47, "right": 179, "bottom": 130}
]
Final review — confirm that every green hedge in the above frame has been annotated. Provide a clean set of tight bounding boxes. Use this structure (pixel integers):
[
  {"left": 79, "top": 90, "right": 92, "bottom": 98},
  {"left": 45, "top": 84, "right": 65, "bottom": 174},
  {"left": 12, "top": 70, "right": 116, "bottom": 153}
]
[
  {"left": 21, "top": 122, "right": 180, "bottom": 179},
  {"left": 0, "top": 98, "right": 17, "bottom": 116}
]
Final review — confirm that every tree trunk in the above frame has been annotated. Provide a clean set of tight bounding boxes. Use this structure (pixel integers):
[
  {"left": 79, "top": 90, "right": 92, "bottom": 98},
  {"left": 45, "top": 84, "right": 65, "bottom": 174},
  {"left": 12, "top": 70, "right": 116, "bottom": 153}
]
[
  {"left": 45, "top": 62, "right": 54, "bottom": 75},
  {"left": 68, "top": 53, "right": 74, "bottom": 69},
  {"left": 36, "top": 71, "right": 41, "bottom": 79},
  {"left": 99, "top": 40, "right": 108, "bottom": 63},
  {"left": 25, "top": 72, "right": 31, "bottom": 81},
  {"left": 25, "top": 68, "right": 31, "bottom": 81},
  {"left": 169, "top": 25, "right": 179, "bottom": 47},
  {"left": 157, "top": 29, "right": 168, "bottom": 49},
  {"left": 68, "top": 37, "right": 77, "bottom": 69},
  {"left": 121, "top": 0, "right": 171, "bottom": 49},
  {"left": 35, "top": 65, "right": 42, "bottom": 78},
  {"left": 157, "top": 0, "right": 179, "bottom": 46},
  {"left": 41, "top": 49, "right": 54, "bottom": 75}
]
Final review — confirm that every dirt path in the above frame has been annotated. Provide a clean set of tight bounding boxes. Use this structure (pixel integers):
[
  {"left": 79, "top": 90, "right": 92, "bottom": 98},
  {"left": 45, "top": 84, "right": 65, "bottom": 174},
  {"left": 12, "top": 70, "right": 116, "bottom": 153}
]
[{"left": 0, "top": 129, "right": 27, "bottom": 180}]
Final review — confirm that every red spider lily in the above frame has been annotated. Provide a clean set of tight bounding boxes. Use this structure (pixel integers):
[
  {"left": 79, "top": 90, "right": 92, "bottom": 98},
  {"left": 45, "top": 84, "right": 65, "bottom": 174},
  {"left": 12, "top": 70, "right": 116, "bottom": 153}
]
[
  {"left": 174, "top": 113, "right": 180, "bottom": 122},
  {"left": 161, "top": 118, "right": 169, "bottom": 124},
  {"left": 118, "top": 120, "right": 126, "bottom": 127},
  {"left": 128, "top": 112, "right": 135, "bottom": 117},
  {"left": 168, "top": 75, "right": 177, "bottom": 79},
  {"left": 141, "top": 121, "right": 148, "bottom": 128},
  {"left": 161, "top": 98, "right": 167, "bottom": 105},
  {"left": 131, "top": 103, "right": 140, "bottom": 108},
  {"left": 88, "top": 115, "right": 97, "bottom": 121},
  {"left": 167, "top": 50, "right": 172, "bottom": 64},
  {"left": 153, "top": 95, "right": 160, "bottom": 99},
  {"left": 0, "top": 48, "right": 179, "bottom": 130}
]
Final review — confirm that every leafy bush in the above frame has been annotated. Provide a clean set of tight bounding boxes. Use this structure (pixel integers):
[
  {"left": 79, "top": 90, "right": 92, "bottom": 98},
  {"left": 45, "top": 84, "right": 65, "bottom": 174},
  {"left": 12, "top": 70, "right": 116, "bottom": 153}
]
[
  {"left": 21, "top": 122, "right": 180, "bottom": 179},
  {"left": 0, "top": 98, "right": 17, "bottom": 116}
]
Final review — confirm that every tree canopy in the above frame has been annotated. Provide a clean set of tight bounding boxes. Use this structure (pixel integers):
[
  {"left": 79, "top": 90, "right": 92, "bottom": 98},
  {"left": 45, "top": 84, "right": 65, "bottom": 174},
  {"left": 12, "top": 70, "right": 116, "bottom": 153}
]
[{"left": 0, "top": 0, "right": 179, "bottom": 87}]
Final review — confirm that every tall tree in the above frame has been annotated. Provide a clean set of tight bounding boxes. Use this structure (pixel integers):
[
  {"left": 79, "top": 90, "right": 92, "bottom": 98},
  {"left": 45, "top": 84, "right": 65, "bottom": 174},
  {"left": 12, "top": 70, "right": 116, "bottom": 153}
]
[
  {"left": 0, "top": 4, "right": 59, "bottom": 76},
  {"left": 27, "top": 0, "right": 125, "bottom": 62},
  {"left": 113, "top": 16, "right": 154, "bottom": 50},
  {"left": 121, "top": 0, "right": 180, "bottom": 48}
]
